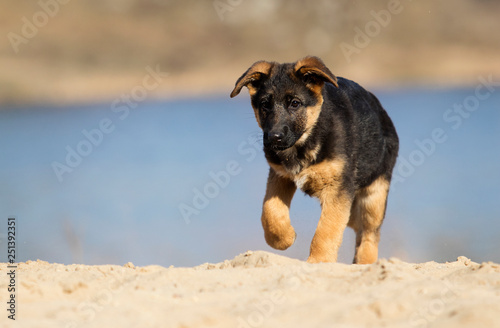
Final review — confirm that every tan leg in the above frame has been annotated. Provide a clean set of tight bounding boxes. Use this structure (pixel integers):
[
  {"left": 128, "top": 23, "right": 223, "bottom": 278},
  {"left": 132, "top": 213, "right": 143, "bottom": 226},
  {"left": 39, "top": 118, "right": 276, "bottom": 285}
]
[
  {"left": 307, "top": 190, "right": 352, "bottom": 263},
  {"left": 348, "top": 177, "right": 390, "bottom": 264},
  {"left": 261, "top": 169, "right": 297, "bottom": 250}
]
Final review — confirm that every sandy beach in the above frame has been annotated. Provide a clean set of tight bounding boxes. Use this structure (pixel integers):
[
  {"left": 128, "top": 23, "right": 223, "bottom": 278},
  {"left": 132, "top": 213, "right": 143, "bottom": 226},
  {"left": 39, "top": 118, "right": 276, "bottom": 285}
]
[
  {"left": 2, "top": 1, "right": 500, "bottom": 105},
  {"left": 1, "top": 251, "right": 500, "bottom": 327}
]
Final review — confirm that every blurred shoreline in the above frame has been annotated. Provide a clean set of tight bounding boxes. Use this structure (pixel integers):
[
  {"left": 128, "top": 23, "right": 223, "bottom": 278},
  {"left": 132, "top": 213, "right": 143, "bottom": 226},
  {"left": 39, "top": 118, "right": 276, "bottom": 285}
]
[
  {"left": 1, "top": 0, "right": 499, "bottom": 106},
  {"left": 2, "top": 56, "right": 499, "bottom": 107}
]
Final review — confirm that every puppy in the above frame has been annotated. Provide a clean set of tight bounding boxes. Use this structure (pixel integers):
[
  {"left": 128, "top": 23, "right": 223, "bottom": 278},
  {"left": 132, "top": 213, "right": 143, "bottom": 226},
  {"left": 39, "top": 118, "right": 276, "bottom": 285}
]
[{"left": 230, "top": 56, "right": 399, "bottom": 264}]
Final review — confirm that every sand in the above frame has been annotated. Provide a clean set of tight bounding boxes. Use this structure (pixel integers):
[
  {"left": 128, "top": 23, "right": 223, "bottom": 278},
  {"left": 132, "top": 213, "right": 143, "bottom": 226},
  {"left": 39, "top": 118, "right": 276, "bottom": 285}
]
[{"left": 1, "top": 251, "right": 500, "bottom": 328}]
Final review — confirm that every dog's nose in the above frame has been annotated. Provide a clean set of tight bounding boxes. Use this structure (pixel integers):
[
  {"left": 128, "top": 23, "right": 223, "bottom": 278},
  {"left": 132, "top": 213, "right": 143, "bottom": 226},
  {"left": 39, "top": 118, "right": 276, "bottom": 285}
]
[
  {"left": 269, "top": 132, "right": 285, "bottom": 144},
  {"left": 265, "top": 126, "right": 289, "bottom": 145}
]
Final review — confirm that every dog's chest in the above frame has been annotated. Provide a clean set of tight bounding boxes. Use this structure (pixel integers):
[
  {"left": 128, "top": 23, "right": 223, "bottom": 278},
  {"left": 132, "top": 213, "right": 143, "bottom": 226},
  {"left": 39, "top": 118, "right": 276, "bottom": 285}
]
[
  {"left": 270, "top": 160, "right": 308, "bottom": 190},
  {"left": 274, "top": 144, "right": 320, "bottom": 175},
  {"left": 269, "top": 144, "right": 334, "bottom": 195},
  {"left": 279, "top": 152, "right": 303, "bottom": 176}
]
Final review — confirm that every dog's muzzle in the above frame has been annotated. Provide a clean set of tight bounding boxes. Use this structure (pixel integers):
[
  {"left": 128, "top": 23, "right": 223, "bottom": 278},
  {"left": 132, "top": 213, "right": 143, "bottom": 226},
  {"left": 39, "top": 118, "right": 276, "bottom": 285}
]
[{"left": 263, "top": 127, "right": 293, "bottom": 151}]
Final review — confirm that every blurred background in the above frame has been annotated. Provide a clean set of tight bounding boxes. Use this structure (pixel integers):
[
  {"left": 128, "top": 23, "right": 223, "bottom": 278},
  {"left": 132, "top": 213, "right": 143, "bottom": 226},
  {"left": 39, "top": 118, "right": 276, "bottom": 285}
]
[{"left": 0, "top": 0, "right": 499, "bottom": 266}]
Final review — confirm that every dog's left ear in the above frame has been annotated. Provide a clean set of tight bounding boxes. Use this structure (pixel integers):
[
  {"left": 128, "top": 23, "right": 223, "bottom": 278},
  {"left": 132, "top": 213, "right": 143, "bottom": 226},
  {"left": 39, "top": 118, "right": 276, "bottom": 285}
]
[
  {"left": 230, "top": 61, "right": 273, "bottom": 98},
  {"left": 294, "top": 56, "right": 338, "bottom": 88}
]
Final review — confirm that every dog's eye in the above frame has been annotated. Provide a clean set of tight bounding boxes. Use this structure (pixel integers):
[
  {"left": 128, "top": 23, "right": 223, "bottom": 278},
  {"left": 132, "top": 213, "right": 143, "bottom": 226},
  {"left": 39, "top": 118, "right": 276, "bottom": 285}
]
[
  {"left": 289, "top": 99, "right": 301, "bottom": 110},
  {"left": 260, "top": 101, "right": 272, "bottom": 112}
]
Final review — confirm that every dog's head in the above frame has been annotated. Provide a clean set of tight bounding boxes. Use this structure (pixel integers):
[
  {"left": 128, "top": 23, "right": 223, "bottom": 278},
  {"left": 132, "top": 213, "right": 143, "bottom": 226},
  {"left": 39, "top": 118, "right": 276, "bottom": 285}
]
[{"left": 230, "top": 56, "right": 338, "bottom": 151}]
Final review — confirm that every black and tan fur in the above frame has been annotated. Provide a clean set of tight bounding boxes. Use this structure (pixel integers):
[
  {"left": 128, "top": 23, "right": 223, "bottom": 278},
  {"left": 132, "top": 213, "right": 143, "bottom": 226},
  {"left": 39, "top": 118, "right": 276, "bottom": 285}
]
[{"left": 230, "top": 56, "right": 399, "bottom": 264}]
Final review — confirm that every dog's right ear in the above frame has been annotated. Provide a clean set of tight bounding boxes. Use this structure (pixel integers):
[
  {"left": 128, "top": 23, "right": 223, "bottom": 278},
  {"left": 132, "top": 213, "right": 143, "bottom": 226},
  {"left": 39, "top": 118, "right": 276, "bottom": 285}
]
[{"left": 230, "top": 61, "right": 273, "bottom": 98}]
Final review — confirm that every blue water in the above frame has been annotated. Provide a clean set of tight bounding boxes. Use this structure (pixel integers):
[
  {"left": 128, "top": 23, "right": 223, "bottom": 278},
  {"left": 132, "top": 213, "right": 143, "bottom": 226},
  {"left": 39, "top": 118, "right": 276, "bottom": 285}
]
[{"left": 1, "top": 88, "right": 499, "bottom": 267}]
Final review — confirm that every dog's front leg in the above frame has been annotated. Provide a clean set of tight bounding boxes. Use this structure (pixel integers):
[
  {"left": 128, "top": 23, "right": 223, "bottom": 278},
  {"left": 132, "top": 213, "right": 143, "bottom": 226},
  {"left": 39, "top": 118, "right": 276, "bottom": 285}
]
[
  {"left": 307, "top": 190, "right": 352, "bottom": 263},
  {"left": 261, "top": 168, "right": 297, "bottom": 250}
]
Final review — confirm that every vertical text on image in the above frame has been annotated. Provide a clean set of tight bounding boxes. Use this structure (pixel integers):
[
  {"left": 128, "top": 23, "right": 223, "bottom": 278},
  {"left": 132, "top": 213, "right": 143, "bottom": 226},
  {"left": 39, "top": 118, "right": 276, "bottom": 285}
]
[{"left": 6, "top": 217, "right": 17, "bottom": 320}]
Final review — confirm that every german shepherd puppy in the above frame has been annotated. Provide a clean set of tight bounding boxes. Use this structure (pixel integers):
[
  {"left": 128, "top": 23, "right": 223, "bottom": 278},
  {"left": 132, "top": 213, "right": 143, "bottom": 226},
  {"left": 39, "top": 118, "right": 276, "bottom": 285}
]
[{"left": 230, "top": 56, "right": 398, "bottom": 264}]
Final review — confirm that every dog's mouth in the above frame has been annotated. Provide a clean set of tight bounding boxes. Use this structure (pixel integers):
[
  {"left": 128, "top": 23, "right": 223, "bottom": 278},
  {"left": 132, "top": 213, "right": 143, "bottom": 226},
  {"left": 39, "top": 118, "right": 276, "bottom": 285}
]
[
  {"left": 263, "top": 137, "right": 297, "bottom": 152},
  {"left": 263, "top": 130, "right": 303, "bottom": 152},
  {"left": 266, "top": 143, "right": 293, "bottom": 151}
]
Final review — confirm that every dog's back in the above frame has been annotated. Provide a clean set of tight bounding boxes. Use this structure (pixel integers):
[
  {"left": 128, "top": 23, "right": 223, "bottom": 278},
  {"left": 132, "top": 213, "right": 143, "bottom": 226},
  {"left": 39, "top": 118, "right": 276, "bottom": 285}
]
[{"left": 320, "top": 78, "right": 399, "bottom": 190}]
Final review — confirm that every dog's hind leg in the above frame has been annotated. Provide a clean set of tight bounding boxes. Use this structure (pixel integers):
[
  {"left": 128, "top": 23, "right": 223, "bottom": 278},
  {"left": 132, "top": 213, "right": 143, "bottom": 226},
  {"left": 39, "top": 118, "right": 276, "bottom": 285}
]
[
  {"left": 261, "top": 169, "right": 297, "bottom": 250},
  {"left": 349, "top": 176, "right": 390, "bottom": 264}
]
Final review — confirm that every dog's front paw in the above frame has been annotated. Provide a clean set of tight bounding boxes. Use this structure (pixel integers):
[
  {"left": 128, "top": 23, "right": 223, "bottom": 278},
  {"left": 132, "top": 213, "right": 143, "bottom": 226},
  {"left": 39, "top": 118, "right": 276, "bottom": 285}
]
[
  {"left": 264, "top": 227, "right": 296, "bottom": 250},
  {"left": 307, "top": 247, "right": 337, "bottom": 263},
  {"left": 306, "top": 254, "right": 337, "bottom": 263}
]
